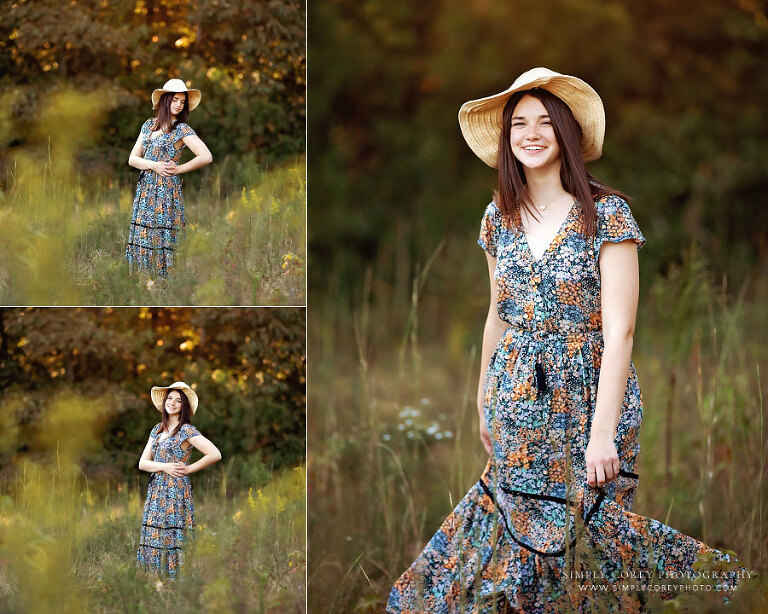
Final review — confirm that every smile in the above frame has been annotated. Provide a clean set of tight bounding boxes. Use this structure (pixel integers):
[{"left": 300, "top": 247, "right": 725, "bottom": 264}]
[{"left": 523, "top": 146, "right": 545, "bottom": 151}]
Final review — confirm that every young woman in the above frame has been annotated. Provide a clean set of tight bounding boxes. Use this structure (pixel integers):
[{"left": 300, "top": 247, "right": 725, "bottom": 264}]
[
  {"left": 137, "top": 381, "right": 221, "bottom": 579},
  {"left": 126, "top": 79, "right": 213, "bottom": 278},
  {"left": 388, "top": 68, "right": 743, "bottom": 612}
]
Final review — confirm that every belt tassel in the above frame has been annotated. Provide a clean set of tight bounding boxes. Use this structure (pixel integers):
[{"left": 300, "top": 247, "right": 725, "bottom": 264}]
[{"left": 534, "top": 361, "right": 548, "bottom": 394}]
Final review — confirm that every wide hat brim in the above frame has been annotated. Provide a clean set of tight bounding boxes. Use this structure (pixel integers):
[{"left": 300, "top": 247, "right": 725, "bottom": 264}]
[
  {"left": 151, "top": 381, "right": 199, "bottom": 414},
  {"left": 458, "top": 67, "right": 605, "bottom": 168},
  {"left": 151, "top": 79, "right": 201, "bottom": 112}
]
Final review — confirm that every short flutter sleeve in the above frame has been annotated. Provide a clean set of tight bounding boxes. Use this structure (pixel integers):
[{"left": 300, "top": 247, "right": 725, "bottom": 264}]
[
  {"left": 178, "top": 423, "right": 201, "bottom": 444},
  {"left": 174, "top": 122, "right": 196, "bottom": 143},
  {"left": 594, "top": 195, "right": 646, "bottom": 258},
  {"left": 140, "top": 118, "right": 154, "bottom": 135},
  {"left": 150, "top": 423, "right": 161, "bottom": 439},
  {"left": 478, "top": 202, "right": 503, "bottom": 258}
]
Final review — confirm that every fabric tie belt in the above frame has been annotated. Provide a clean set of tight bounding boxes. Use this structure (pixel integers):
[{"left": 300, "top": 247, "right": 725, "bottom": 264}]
[{"left": 503, "top": 324, "right": 602, "bottom": 396}]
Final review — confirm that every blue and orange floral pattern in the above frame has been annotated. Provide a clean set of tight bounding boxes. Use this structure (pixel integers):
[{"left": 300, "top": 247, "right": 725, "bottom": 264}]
[
  {"left": 136, "top": 422, "right": 200, "bottom": 579},
  {"left": 125, "top": 119, "right": 196, "bottom": 277},
  {"left": 388, "top": 195, "right": 742, "bottom": 612}
]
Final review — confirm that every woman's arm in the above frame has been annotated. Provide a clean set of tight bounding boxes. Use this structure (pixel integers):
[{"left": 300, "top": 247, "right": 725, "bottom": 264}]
[
  {"left": 172, "top": 135, "right": 213, "bottom": 175},
  {"left": 181, "top": 434, "right": 222, "bottom": 475},
  {"left": 128, "top": 131, "right": 159, "bottom": 172},
  {"left": 586, "top": 239, "right": 640, "bottom": 487},
  {"left": 476, "top": 252, "right": 509, "bottom": 455},
  {"left": 138, "top": 434, "right": 171, "bottom": 473}
]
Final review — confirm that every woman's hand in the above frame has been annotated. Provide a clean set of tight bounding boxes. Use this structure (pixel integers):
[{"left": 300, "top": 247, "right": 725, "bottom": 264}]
[
  {"left": 162, "top": 462, "right": 187, "bottom": 478},
  {"left": 585, "top": 433, "right": 620, "bottom": 488},
  {"left": 152, "top": 161, "right": 177, "bottom": 177},
  {"left": 476, "top": 251, "right": 506, "bottom": 460},
  {"left": 478, "top": 412, "right": 492, "bottom": 456}
]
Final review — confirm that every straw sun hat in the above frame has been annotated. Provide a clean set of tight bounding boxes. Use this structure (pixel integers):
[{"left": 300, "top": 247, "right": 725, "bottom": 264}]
[
  {"left": 458, "top": 67, "right": 605, "bottom": 168},
  {"left": 151, "top": 78, "right": 202, "bottom": 112},
  {"left": 151, "top": 381, "right": 199, "bottom": 415}
]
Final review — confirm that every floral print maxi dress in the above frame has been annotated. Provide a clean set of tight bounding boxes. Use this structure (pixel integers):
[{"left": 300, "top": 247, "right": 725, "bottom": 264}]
[
  {"left": 136, "top": 422, "right": 200, "bottom": 579},
  {"left": 125, "top": 119, "right": 196, "bottom": 277},
  {"left": 388, "top": 195, "right": 742, "bottom": 613}
]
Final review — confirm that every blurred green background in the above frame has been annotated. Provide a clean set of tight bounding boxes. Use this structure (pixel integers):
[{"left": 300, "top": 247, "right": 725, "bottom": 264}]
[
  {"left": 1, "top": 0, "right": 305, "bottom": 184},
  {"left": 0, "top": 307, "right": 305, "bottom": 480},
  {"left": 310, "top": 0, "right": 767, "bottom": 291},
  {"left": 308, "top": 1, "right": 768, "bottom": 611}
]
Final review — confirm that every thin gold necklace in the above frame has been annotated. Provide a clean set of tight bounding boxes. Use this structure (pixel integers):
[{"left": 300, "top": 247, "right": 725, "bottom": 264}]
[{"left": 534, "top": 191, "right": 566, "bottom": 212}]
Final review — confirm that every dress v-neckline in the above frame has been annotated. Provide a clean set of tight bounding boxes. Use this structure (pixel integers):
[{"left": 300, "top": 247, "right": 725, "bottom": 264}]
[
  {"left": 148, "top": 125, "right": 170, "bottom": 142},
  {"left": 158, "top": 425, "right": 180, "bottom": 443},
  {"left": 148, "top": 127, "right": 185, "bottom": 152},
  {"left": 520, "top": 200, "right": 578, "bottom": 263}
]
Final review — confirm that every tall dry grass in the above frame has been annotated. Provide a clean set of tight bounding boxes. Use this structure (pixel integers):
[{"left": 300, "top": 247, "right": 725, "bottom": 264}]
[
  {"left": 0, "top": 89, "right": 305, "bottom": 306},
  {"left": 308, "top": 237, "right": 767, "bottom": 612},
  {"left": 0, "top": 392, "right": 306, "bottom": 613}
]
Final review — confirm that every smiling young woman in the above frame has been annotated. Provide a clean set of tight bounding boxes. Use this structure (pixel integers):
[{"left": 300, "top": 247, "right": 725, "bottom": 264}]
[
  {"left": 386, "top": 67, "right": 746, "bottom": 613},
  {"left": 126, "top": 79, "right": 213, "bottom": 279},
  {"left": 136, "top": 381, "right": 221, "bottom": 580}
]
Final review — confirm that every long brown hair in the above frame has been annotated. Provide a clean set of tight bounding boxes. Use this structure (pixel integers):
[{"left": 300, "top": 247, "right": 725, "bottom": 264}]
[
  {"left": 494, "top": 87, "right": 629, "bottom": 237},
  {"left": 152, "top": 91, "right": 189, "bottom": 134},
  {"left": 160, "top": 388, "right": 192, "bottom": 436}
]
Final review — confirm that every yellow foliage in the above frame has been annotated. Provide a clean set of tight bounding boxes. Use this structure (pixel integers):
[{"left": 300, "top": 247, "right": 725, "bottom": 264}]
[
  {"left": 34, "top": 393, "right": 111, "bottom": 462},
  {"left": 201, "top": 577, "right": 233, "bottom": 613},
  {"left": 191, "top": 531, "right": 218, "bottom": 558},
  {"left": 1, "top": 459, "right": 96, "bottom": 612},
  {"left": 0, "top": 89, "right": 21, "bottom": 147},
  {"left": 243, "top": 465, "right": 305, "bottom": 518},
  {"left": 0, "top": 400, "right": 21, "bottom": 454},
  {"left": 35, "top": 89, "right": 106, "bottom": 169},
  {"left": 194, "top": 277, "right": 227, "bottom": 305},
  {"left": 0, "top": 89, "right": 107, "bottom": 304}
]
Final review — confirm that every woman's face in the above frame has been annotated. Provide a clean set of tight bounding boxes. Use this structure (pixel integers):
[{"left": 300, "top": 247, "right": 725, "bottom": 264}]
[
  {"left": 170, "top": 93, "right": 186, "bottom": 117},
  {"left": 165, "top": 390, "right": 183, "bottom": 415},
  {"left": 509, "top": 94, "right": 561, "bottom": 172}
]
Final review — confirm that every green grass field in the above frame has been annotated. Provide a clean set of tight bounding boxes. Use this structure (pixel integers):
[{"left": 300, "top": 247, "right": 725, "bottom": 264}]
[
  {"left": 308, "top": 240, "right": 768, "bottom": 612},
  {"left": 0, "top": 459, "right": 306, "bottom": 613},
  {"left": 0, "top": 152, "right": 305, "bottom": 306},
  {"left": 0, "top": 89, "right": 305, "bottom": 307}
]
